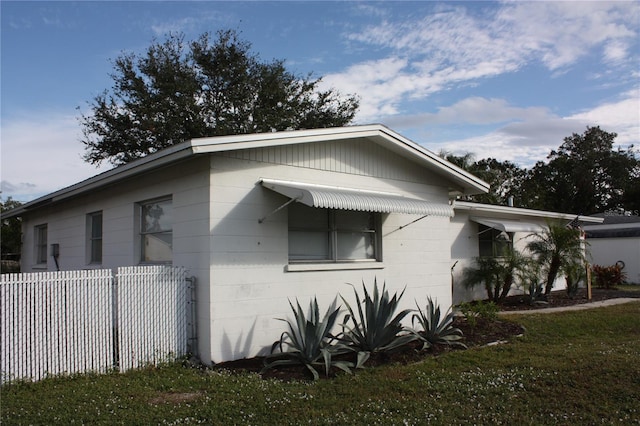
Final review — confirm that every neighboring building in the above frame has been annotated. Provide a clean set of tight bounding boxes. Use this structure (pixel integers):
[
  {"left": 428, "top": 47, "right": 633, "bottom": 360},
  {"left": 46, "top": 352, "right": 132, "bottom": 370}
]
[
  {"left": 583, "top": 214, "right": 640, "bottom": 284},
  {"left": 451, "top": 201, "right": 603, "bottom": 303},
  {"left": 3, "top": 125, "right": 489, "bottom": 364}
]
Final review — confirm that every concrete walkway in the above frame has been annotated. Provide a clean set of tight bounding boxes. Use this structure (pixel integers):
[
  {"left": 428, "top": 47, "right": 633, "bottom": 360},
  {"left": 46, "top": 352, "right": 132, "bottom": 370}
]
[{"left": 499, "top": 298, "right": 640, "bottom": 315}]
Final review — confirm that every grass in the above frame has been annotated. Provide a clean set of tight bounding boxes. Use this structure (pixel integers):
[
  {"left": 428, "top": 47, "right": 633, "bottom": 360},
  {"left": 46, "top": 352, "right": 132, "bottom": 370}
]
[
  {"left": 619, "top": 283, "right": 640, "bottom": 292},
  {"left": 2, "top": 302, "right": 639, "bottom": 425}
]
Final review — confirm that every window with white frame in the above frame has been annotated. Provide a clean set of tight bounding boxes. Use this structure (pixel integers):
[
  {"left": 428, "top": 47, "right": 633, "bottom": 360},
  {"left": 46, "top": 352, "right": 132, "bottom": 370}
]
[
  {"left": 34, "top": 224, "right": 48, "bottom": 265},
  {"left": 140, "top": 198, "right": 172, "bottom": 263},
  {"left": 288, "top": 202, "right": 380, "bottom": 262},
  {"left": 478, "top": 225, "right": 513, "bottom": 257},
  {"left": 87, "top": 211, "right": 103, "bottom": 264}
]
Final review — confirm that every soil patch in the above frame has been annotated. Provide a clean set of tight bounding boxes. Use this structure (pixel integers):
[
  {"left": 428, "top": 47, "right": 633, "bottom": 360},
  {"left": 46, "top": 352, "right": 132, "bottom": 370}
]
[
  {"left": 214, "top": 317, "right": 525, "bottom": 381},
  {"left": 212, "top": 287, "right": 637, "bottom": 381},
  {"left": 498, "top": 287, "right": 640, "bottom": 311}
]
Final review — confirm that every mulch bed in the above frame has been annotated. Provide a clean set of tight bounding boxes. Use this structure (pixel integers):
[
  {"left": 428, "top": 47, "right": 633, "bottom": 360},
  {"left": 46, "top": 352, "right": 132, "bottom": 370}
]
[
  {"left": 212, "top": 287, "right": 637, "bottom": 381},
  {"left": 497, "top": 287, "right": 640, "bottom": 311}
]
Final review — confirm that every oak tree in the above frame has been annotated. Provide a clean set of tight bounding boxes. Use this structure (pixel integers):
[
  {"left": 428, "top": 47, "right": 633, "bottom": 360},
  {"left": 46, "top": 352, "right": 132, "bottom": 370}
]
[{"left": 80, "top": 30, "right": 359, "bottom": 166}]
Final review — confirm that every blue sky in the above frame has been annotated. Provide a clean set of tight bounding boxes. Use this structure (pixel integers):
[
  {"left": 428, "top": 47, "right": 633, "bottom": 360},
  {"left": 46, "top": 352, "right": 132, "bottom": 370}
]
[{"left": 2, "top": 1, "right": 639, "bottom": 202}]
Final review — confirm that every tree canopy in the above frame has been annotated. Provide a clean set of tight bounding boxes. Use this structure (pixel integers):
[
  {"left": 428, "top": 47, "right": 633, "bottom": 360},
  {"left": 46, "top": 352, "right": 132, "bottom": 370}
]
[
  {"left": 523, "top": 126, "right": 639, "bottom": 214},
  {"left": 1, "top": 197, "right": 22, "bottom": 259},
  {"left": 80, "top": 30, "right": 359, "bottom": 166},
  {"left": 444, "top": 126, "right": 639, "bottom": 215}
]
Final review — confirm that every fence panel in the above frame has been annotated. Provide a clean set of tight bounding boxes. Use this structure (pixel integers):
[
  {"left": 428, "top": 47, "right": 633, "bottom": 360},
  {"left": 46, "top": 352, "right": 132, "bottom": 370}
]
[
  {"left": 1, "top": 266, "right": 190, "bottom": 383},
  {"left": 1, "top": 270, "right": 113, "bottom": 383},
  {"left": 116, "top": 266, "right": 189, "bottom": 372}
]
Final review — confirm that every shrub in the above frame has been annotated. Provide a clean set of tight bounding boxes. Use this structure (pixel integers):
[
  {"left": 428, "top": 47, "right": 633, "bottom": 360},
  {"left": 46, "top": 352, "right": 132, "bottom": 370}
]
[
  {"left": 591, "top": 264, "right": 627, "bottom": 289},
  {"left": 458, "top": 301, "right": 499, "bottom": 328},
  {"left": 564, "top": 261, "right": 585, "bottom": 297},
  {"left": 339, "top": 279, "right": 417, "bottom": 367},
  {"left": 515, "top": 258, "right": 547, "bottom": 306},
  {"left": 412, "top": 297, "right": 466, "bottom": 349},
  {"left": 461, "top": 250, "right": 529, "bottom": 303},
  {"left": 262, "top": 297, "right": 354, "bottom": 380},
  {"left": 526, "top": 222, "right": 584, "bottom": 295}
]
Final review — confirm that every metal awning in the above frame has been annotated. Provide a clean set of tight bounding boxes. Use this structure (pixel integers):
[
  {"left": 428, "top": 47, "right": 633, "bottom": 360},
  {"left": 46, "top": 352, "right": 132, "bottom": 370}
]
[
  {"left": 471, "top": 217, "right": 545, "bottom": 233},
  {"left": 260, "top": 178, "right": 454, "bottom": 217}
]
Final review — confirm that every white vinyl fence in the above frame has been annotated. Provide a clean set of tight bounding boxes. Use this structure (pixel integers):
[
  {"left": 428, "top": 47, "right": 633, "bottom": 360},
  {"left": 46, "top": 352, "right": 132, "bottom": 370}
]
[{"left": 1, "top": 266, "right": 194, "bottom": 384}]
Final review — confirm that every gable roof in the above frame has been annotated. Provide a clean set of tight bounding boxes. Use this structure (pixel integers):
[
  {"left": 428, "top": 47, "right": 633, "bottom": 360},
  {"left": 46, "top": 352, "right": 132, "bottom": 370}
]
[
  {"left": 582, "top": 213, "right": 640, "bottom": 238},
  {"left": 3, "top": 124, "right": 489, "bottom": 218}
]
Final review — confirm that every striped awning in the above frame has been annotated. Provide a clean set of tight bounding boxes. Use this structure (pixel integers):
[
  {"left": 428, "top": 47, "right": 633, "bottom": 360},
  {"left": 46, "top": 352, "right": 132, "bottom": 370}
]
[
  {"left": 471, "top": 217, "right": 545, "bottom": 233},
  {"left": 260, "top": 178, "right": 454, "bottom": 217}
]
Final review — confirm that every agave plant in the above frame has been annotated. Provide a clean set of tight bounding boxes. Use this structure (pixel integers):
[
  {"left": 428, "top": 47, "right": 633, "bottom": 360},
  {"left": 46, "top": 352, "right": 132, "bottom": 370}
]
[
  {"left": 339, "top": 279, "right": 417, "bottom": 367},
  {"left": 412, "top": 297, "right": 466, "bottom": 349},
  {"left": 262, "top": 297, "right": 354, "bottom": 380}
]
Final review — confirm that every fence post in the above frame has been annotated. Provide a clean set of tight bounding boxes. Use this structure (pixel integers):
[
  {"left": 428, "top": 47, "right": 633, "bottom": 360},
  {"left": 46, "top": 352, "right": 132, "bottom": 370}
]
[
  {"left": 111, "top": 270, "right": 120, "bottom": 372},
  {"left": 586, "top": 262, "right": 592, "bottom": 301},
  {"left": 186, "top": 276, "right": 198, "bottom": 360}
]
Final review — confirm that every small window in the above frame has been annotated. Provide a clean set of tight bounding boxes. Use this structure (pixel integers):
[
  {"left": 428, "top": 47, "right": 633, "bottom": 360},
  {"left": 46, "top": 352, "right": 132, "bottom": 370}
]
[
  {"left": 478, "top": 225, "right": 512, "bottom": 257},
  {"left": 140, "top": 198, "right": 172, "bottom": 263},
  {"left": 34, "top": 224, "right": 48, "bottom": 265},
  {"left": 88, "top": 212, "right": 103, "bottom": 264},
  {"left": 288, "top": 203, "right": 379, "bottom": 263}
]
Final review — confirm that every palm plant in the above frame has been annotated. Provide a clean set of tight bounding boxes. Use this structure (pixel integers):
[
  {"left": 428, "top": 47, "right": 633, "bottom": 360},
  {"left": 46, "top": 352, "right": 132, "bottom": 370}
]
[
  {"left": 526, "top": 221, "right": 584, "bottom": 295},
  {"left": 339, "top": 279, "right": 416, "bottom": 367},
  {"left": 515, "top": 258, "right": 548, "bottom": 305},
  {"left": 461, "top": 249, "right": 528, "bottom": 303},
  {"left": 564, "top": 259, "right": 585, "bottom": 297},
  {"left": 412, "top": 297, "right": 466, "bottom": 349},
  {"left": 262, "top": 297, "right": 354, "bottom": 380}
]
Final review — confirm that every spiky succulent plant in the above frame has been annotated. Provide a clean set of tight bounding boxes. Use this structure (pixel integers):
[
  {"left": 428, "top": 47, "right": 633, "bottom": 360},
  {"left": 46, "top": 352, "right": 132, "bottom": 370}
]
[
  {"left": 412, "top": 297, "right": 466, "bottom": 349},
  {"left": 262, "top": 297, "right": 353, "bottom": 380}
]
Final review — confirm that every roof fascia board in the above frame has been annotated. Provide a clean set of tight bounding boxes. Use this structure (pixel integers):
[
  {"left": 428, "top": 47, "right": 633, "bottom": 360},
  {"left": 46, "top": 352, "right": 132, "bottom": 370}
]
[
  {"left": 582, "top": 223, "right": 640, "bottom": 230},
  {"left": 373, "top": 126, "right": 489, "bottom": 195},
  {"left": 454, "top": 201, "right": 604, "bottom": 223},
  {"left": 3, "top": 143, "right": 194, "bottom": 218},
  {"left": 191, "top": 127, "right": 382, "bottom": 154},
  {"left": 192, "top": 124, "right": 489, "bottom": 196},
  {"left": 3, "top": 125, "right": 489, "bottom": 218}
]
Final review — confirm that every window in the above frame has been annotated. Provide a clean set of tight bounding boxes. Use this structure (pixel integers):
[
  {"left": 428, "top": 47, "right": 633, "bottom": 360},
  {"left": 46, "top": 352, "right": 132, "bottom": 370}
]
[
  {"left": 140, "top": 198, "right": 172, "bottom": 263},
  {"left": 34, "top": 224, "right": 48, "bottom": 265},
  {"left": 478, "top": 225, "right": 513, "bottom": 257},
  {"left": 288, "top": 203, "right": 379, "bottom": 262},
  {"left": 87, "top": 212, "right": 103, "bottom": 264}
]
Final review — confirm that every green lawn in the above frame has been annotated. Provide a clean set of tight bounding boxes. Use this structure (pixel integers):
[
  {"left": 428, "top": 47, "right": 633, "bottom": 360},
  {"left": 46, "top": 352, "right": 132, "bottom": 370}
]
[
  {"left": 620, "top": 283, "right": 640, "bottom": 292},
  {"left": 2, "top": 302, "right": 639, "bottom": 425}
]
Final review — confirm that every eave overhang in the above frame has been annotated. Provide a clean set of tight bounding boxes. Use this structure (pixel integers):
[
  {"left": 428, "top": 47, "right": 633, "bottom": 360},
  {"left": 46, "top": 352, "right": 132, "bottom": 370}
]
[
  {"left": 2, "top": 125, "right": 488, "bottom": 219},
  {"left": 454, "top": 201, "right": 605, "bottom": 224}
]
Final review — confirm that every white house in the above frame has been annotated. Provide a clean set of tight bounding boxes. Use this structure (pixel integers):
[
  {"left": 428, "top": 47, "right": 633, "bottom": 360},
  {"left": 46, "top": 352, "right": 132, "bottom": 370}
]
[
  {"left": 5, "top": 124, "right": 491, "bottom": 364},
  {"left": 583, "top": 214, "right": 640, "bottom": 284},
  {"left": 451, "top": 201, "right": 603, "bottom": 303}
]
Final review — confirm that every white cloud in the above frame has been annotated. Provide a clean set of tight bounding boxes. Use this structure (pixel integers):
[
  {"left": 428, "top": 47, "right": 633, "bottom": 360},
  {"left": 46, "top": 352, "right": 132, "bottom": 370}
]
[
  {"left": 419, "top": 90, "right": 640, "bottom": 168},
  {"left": 148, "top": 8, "right": 234, "bottom": 37},
  {"left": 1, "top": 111, "right": 111, "bottom": 202},
  {"left": 431, "top": 132, "right": 555, "bottom": 169},
  {"left": 323, "top": 57, "right": 410, "bottom": 119},
  {"left": 384, "top": 97, "right": 550, "bottom": 128},
  {"left": 325, "top": 2, "right": 638, "bottom": 122},
  {"left": 421, "top": 115, "right": 589, "bottom": 168},
  {"left": 567, "top": 89, "right": 640, "bottom": 147}
]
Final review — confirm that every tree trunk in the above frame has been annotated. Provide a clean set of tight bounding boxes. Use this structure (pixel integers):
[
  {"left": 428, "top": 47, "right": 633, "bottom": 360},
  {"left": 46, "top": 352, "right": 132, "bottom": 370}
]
[
  {"left": 499, "top": 274, "right": 514, "bottom": 301},
  {"left": 485, "top": 282, "right": 495, "bottom": 302},
  {"left": 545, "top": 257, "right": 561, "bottom": 295}
]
